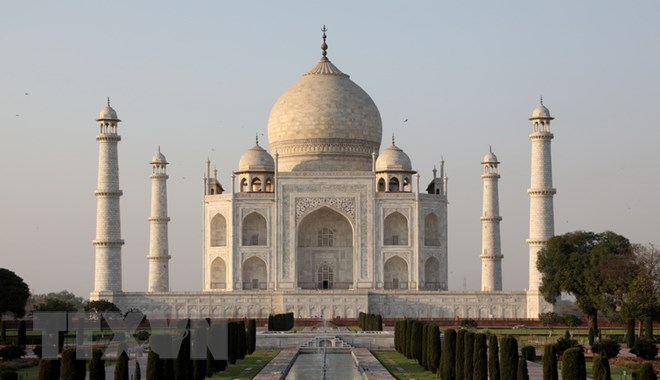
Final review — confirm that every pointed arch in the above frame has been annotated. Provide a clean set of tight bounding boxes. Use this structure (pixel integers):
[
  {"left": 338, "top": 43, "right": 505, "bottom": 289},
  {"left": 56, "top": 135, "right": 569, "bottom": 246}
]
[
  {"left": 210, "top": 257, "right": 226, "bottom": 289},
  {"left": 388, "top": 177, "right": 400, "bottom": 192},
  {"left": 424, "top": 256, "right": 440, "bottom": 290},
  {"left": 210, "top": 214, "right": 227, "bottom": 247},
  {"left": 383, "top": 212, "right": 408, "bottom": 245},
  {"left": 264, "top": 178, "right": 273, "bottom": 192},
  {"left": 384, "top": 256, "right": 408, "bottom": 289},
  {"left": 424, "top": 213, "right": 440, "bottom": 246},
  {"left": 377, "top": 178, "right": 386, "bottom": 192},
  {"left": 240, "top": 178, "right": 248, "bottom": 192},
  {"left": 242, "top": 256, "right": 267, "bottom": 290},
  {"left": 251, "top": 177, "right": 262, "bottom": 192},
  {"left": 242, "top": 212, "right": 267, "bottom": 246}
]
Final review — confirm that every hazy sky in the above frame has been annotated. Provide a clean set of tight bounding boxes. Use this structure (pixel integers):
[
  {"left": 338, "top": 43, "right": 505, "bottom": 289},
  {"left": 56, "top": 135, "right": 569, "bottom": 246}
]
[{"left": 1, "top": 1, "right": 658, "bottom": 299}]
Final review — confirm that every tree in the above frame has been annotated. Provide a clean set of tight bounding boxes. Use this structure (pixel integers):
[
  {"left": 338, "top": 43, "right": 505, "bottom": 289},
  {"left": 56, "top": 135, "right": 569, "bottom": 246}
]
[
  {"left": 618, "top": 244, "right": 660, "bottom": 339},
  {"left": 29, "top": 291, "right": 83, "bottom": 313},
  {"left": 542, "top": 344, "right": 558, "bottom": 380},
  {"left": 591, "top": 354, "right": 611, "bottom": 380},
  {"left": 146, "top": 350, "right": 161, "bottom": 380},
  {"left": 488, "top": 334, "right": 500, "bottom": 380},
  {"left": 37, "top": 359, "right": 60, "bottom": 380},
  {"left": 0, "top": 268, "right": 30, "bottom": 318},
  {"left": 517, "top": 357, "right": 529, "bottom": 380},
  {"left": 428, "top": 325, "right": 441, "bottom": 374},
  {"left": 473, "top": 333, "right": 487, "bottom": 380},
  {"left": 134, "top": 360, "right": 142, "bottom": 380},
  {"left": 560, "top": 347, "right": 586, "bottom": 380},
  {"left": 84, "top": 299, "right": 120, "bottom": 314},
  {"left": 114, "top": 351, "right": 129, "bottom": 380},
  {"left": 60, "top": 347, "right": 85, "bottom": 380},
  {"left": 441, "top": 329, "right": 456, "bottom": 380},
  {"left": 538, "top": 312, "right": 561, "bottom": 336},
  {"left": 464, "top": 331, "right": 475, "bottom": 380},
  {"left": 17, "top": 320, "right": 26, "bottom": 347},
  {"left": 246, "top": 319, "right": 256, "bottom": 355},
  {"left": 89, "top": 349, "right": 105, "bottom": 380},
  {"left": 537, "top": 231, "right": 634, "bottom": 341},
  {"left": 499, "top": 336, "right": 518, "bottom": 380},
  {"left": 636, "top": 362, "right": 658, "bottom": 380},
  {"left": 455, "top": 329, "right": 466, "bottom": 380}
]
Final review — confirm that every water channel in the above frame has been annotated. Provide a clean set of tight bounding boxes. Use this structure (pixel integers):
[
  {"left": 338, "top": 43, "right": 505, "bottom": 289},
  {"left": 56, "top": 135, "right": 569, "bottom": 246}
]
[{"left": 286, "top": 352, "right": 362, "bottom": 380}]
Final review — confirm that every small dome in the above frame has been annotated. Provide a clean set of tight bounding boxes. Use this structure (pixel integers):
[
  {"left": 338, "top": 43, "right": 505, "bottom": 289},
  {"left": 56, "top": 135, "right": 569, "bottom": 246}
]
[
  {"left": 97, "top": 100, "right": 120, "bottom": 121},
  {"left": 529, "top": 98, "right": 554, "bottom": 120},
  {"left": 238, "top": 144, "right": 274, "bottom": 172},
  {"left": 151, "top": 148, "right": 167, "bottom": 164},
  {"left": 482, "top": 150, "right": 498, "bottom": 164},
  {"left": 376, "top": 143, "right": 413, "bottom": 172}
]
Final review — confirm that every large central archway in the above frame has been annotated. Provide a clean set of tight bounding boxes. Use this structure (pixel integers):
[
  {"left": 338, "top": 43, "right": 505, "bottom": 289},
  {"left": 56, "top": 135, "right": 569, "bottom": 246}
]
[{"left": 297, "top": 207, "right": 353, "bottom": 289}]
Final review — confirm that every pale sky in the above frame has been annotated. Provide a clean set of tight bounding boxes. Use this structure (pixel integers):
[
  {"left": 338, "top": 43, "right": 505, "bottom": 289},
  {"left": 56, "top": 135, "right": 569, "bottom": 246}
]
[{"left": 1, "top": 1, "right": 658, "bottom": 299}]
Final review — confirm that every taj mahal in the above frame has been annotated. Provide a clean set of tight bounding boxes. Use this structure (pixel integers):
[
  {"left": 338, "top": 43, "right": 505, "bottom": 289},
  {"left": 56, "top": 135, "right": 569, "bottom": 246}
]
[{"left": 90, "top": 29, "right": 555, "bottom": 319}]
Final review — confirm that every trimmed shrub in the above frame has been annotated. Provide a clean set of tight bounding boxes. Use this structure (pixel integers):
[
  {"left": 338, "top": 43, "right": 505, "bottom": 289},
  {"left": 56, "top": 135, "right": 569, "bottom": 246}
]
[
  {"left": 237, "top": 321, "right": 247, "bottom": 360},
  {"left": 429, "top": 324, "right": 441, "bottom": 374},
  {"left": 146, "top": 350, "right": 161, "bottom": 380},
  {"left": 0, "top": 345, "right": 24, "bottom": 360},
  {"left": 174, "top": 329, "right": 192, "bottom": 380},
  {"left": 636, "top": 362, "right": 657, "bottom": 380},
  {"left": 560, "top": 347, "right": 586, "bottom": 380},
  {"left": 630, "top": 337, "right": 658, "bottom": 360},
  {"left": 89, "top": 349, "right": 105, "bottom": 380},
  {"left": 60, "top": 347, "right": 85, "bottom": 380},
  {"left": 591, "top": 354, "right": 611, "bottom": 380},
  {"left": 499, "top": 335, "right": 518, "bottom": 380},
  {"left": 114, "top": 351, "right": 129, "bottom": 380},
  {"left": 17, "top": 321, "right": 26, "bottom": 347},
  {"left": 412, "top": 321, "right": 423, "bottom": 363},
  {"left": 228, "top": 322, "right": 238, "bottom": 364},
  {"left": 591, "top": 338, "right": 620, "bottom": 359},
  {"left": 521, "top": 345, "right": 536, "bottom": 362},
  {"left": 464, "top": 331, "right": 475, "bottom": 380},
  {"left": 488, "top": 334, "right": 500, "bottom": 380},
  {"left": 456, "top": 329, "right": 466, "bottom": 380},
  {"left": 441, "top": 329, "right": 456, "bottom": 380},
  {"left": 0, "top": 372, "right": 18, "bottom": 380},
  {"left": 626, "top": 318, "right": 636, "bottom": 348},
  {"left": 461, "top": 319, "right": 478, "bottom": 329},
  {"left": 405, "top": 320, "right": 414, "bottom": 359},
  {"left": 134, "top": 361, "right": 141, "bottom": 380},
  {"left": 542, "top": 344, "right": 558, "bottom": 380},
  {"left": 267, "top": 312, "right": 294, "bottom": 331},
  {"left": 517, "top": 356, "right": 529, "bottom": 380},
  {"left": 555, "top": 330, "right": 580, "bottom": 358},
  {"left": 193, "top": 359, "right": 205, "bottom": 380},
  {"left": 37, "top": 359, "right": 60, "bottom": 380},
  {"left": 134, "top": 330, "right": 151, "bottom": 342},
  {"left": 420, "top": 324, "right": 429, "bottom": 369},
  {"left": 247, "top": 319, "right": 256, "bottom": 355},
  {"left": 473, "top": 333, "right": 488, "bottom": 380}
]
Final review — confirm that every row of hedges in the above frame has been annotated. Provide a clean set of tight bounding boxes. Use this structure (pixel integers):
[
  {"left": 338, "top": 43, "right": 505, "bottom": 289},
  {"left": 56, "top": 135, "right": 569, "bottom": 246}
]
[
  {"left": 267, "top": 312, "right": 294, "bottom": 331},
  {"left": 358, "top": 312, "right": 383, "bottom": 331},
  {"left": 394, "top": 320, "right": 441, "bottom": 373}
]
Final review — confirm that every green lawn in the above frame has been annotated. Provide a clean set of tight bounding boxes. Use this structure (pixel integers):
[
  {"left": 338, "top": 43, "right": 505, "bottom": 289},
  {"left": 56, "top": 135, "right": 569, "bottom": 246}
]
[
  {"left": 208, "top": 350, "right": 279, "bottom": 379},
  {"left": 371, "top": 350, "right": 439, "bottom": 380}
]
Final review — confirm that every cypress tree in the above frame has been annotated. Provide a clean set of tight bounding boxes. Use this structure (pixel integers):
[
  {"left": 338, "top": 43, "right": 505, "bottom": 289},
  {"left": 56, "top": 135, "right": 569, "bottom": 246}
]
[
  {"left": 134, "top": 361, "right": 142, "bottom": 380},
  {"left": 114, "top": 351, "right": 129, "bottom": 380},
  {"left": 89, "top": 349, "right": 105, "bottom": 380},
  {"left": 394, "top": 321, "right": 401, "bottom": 352},
  {"left": 358, "top": 312, "right": 365, "bottom": 330},
  {"left": 464, "top": 331, "right": 475, "bottom": 380},
  {"left": 542, "top": 344, "right": 558, "bottom": 380},
  {"left": 499, "top": 336, "right": 518, "bottom": 380},
  {"left": 228, "top": 322, "right": 237, "bottom": 364},
  {"left": 428, "top": 324, "right": 441, "bottom": 374},
  {"left": 560, "top": 347, "right": 586, "bottom": 380},
  {"left": 405, "top": 320, "right": 415, "bottom": 359},
  {"left": 247, "top": 319, "right": 256, "bottom": 354},
  {"left": 414, "top": 321, "right": 424, "bottom": 364},
  {"left": 517, "top": 356, "right": 529, "bottom": 380},
  {"left": 377, "top": 314, "right": 383, "bottom": 331},
  {"left": 521, "top": 346, "right": 536, "bottom": 362},
  {"left": 193, "top": 359, "right": 206, "bottom": 380},
  {"left": 420, "top": 324, "right": 429, "bottom": 369},
  {"left": 636, "top": 362, "right": 657, "bottom": 380},
  {"left": 441, "top": 329, "right": 456, "bottom": 380},
  {"left": 146, "top": 350, "right": 161, "bottom": 380},
  {"left": 488, "top": 334, "right": 500, "bottom": 380},
  {"left": 37, "top": 359, "right": 60, "bottom": 380},
  {"left": 456, "top": 329, "right": 466, "bottom": 380},
  {"left": 60, "top": 347, "right": 85, "bottom": 380},
  {"left": 162, "top": 358, "right": 174, "bottom": 380},
  {"left": 473, "top": 333, "right": 488, "bottom": 380},
  {"left": 592, "top": 354, "right": 611, "bottom": 380},
  {"left": 174, "top": 330, "right": 192, "bottom": 380},
  {"left": 237, "top": 320, "right": 247, "bottom": 360},
  {"left": 17, "top": 320, "right": 26, "bottom": 347}
]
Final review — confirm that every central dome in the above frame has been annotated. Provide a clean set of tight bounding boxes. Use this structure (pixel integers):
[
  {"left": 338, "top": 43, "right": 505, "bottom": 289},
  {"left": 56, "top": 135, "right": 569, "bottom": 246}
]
[{"left": 268, "top": 47, "right": 382, "bottom": 171}]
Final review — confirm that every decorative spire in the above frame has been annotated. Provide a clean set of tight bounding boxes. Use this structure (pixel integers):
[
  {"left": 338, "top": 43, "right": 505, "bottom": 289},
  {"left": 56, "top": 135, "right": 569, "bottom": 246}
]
[
  {"left": 392, "top": 133, "right": 395, "bottom": 146},
  {"left": 321, "top": 25, "right": 328, "bottom": 57},
  {"left": 489, "top": 145, "right": 492, "bottom": 153},
  {"left": 540, "top": 95, "right": 544, "bottom": 105},
  {"left": 255, "top": 133, "right": 259, "bottom": 146},
  {"left": 107, "top": 97, "right": 111, "bottom": 107},
  {"left": 158, "top": 145, "right": 161, "bottom": 153}
]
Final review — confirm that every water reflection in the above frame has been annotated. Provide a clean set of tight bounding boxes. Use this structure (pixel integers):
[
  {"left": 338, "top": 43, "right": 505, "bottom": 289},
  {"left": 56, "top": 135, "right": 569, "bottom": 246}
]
[{"left": 286, "top": 353, "right": 362, "bottom": 380}]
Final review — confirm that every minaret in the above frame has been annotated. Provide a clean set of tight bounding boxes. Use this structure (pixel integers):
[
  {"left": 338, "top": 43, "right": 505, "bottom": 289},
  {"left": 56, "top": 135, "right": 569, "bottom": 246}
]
[
  {"left": 147, "top": 148, "right": 171, "bottom": 292},
  {"left": 526, "top": 97, "right": 556, "bottom": 315},
  {"left": 480, "top": 148, "right": 503, "bottom": 291},
  {"left": 93, "top": 99, "right": 124, "bottom": 293}
]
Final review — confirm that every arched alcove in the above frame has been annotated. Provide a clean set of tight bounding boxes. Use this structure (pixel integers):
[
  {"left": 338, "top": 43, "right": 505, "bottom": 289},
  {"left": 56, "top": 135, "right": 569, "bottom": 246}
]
[
  {"left": 384, "top": 256, "right": 408, "bottom": 289},
  {"left": 297, "top": 207, "right": 353, "bottom": 289},
  {"left": 383, "top": 212, "right": 408, "bottom": 245},
  {"left": 424, "top": 256, "right": 440, "bottom": 290},
  {"left": 242, "top": 212, "right": 267, "bottom": 246},
  {"left": 242, "top": 256, "right": 267, "bottom": 289},
  {"left": 210, "top": 214, "right": 227, "bottom": 247},
  {"left": 210, "top": 257, "right": 226, "bottom": 289},
  {"left": 424, "top": 213, "right": 440, "bottom": 246}
]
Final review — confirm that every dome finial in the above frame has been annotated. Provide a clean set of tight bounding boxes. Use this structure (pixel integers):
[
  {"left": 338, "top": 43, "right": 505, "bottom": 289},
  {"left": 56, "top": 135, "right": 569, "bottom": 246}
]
[
  {"left": 540, "top": 95, "right": 544, "bottom": 105},
  {"left": 107, "top": 96, "right": 111, "bottom": 107},
  {"left": 321, "top": 25, "right": 328, "bottom": 57},
  {"left": 392, "top": 133, "right": 395, "bottom": 146},
  {"left": 255, "top": 132, "right": 259, "bottom": 146}
]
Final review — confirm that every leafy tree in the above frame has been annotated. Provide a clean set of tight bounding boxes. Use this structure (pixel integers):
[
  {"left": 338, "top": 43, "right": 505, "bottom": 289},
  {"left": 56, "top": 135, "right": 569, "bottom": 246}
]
[
  {"left": 84, "top": 299, "right": 120, "bottom": 314},
  {"left": 538, "top": 312, "right": 561, "bottom": 336},
  {"left": 561, "top": 314, "right": 582, "bottom": 334},
  {"left": 441, "top": 329, "right": 456, "bottom": 380},
  {"left": 0, "top": 268, "right": 30, "bottom": 318},
  {"left": 538, "top": 231, "right": 634, "bottom": 342},
  {"left": 542, "top": 344, "right": 558, "bottom": 380},
  {"left": 630, "top": 337, "right": 658, "bottom": 360},
  {"left": 488, "top": 334, "right": 500, "bottom": 380},
  {"left": 591, "top": 338, "right": 620, "bottom": 359},
  {"left": 591, "top": 354, "right": 611, "bottom": 380},
  {"left": 0, "top": 345, "right": 25, "bottom": 360},
  {"left": 37, "top": 359, "right": 60, "bottom": 380},
  {"left": 554, "top": 330, "right": 581, "bottom": 358},
  {"left": 473, "top": 333, "right": 487, "bottom": 380},
  {"left": 499, "top": 336, "right": 518, "bottom": 380},
  {"left": 89, "top": 349, "right": 105, "bottom": 380},
  {"left": 560, "top": 347, "right": 586, "bottom": 380},
  {"left": 114, "top": 351, "right": 129, "bottom": 380}
]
